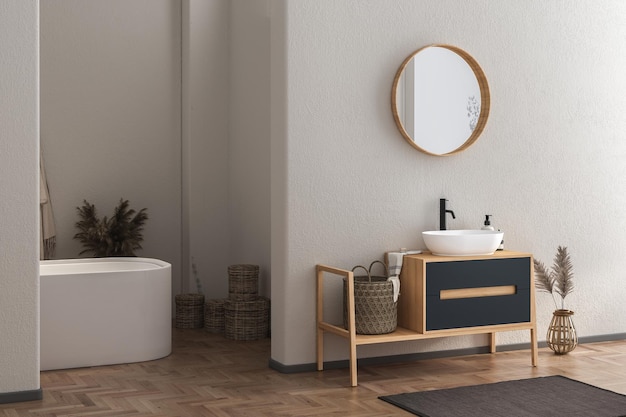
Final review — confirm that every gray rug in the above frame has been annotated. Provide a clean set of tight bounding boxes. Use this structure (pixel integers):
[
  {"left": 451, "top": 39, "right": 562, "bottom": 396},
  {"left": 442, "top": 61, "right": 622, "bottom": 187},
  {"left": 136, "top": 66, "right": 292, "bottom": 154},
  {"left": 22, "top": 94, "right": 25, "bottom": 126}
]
[{"left": 379, "top": 376, "right": 626, "bottom": 417}]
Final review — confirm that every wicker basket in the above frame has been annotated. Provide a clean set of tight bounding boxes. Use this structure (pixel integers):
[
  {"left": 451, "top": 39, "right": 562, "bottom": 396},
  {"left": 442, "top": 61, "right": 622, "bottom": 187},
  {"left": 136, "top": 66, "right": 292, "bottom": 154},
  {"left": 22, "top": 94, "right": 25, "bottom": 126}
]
[
  {"left": 343, "top": 261, "right": 397, "bottom": 335},
  {"left": 204, "top": 298, "right": 227, "bottom": 333},
  {"left": 228, "top": 264, "right": 259, "bottom": 301},
  {"left": 224, "top": 297, "right": 270, "bottom": 341},
  {"left": 175, "top": 293, "right": 205, "bottom": 329}
]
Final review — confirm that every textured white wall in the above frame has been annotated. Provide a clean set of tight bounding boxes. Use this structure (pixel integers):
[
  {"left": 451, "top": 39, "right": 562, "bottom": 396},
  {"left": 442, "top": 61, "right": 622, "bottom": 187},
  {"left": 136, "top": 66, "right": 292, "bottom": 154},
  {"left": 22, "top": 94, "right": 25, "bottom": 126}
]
[
  {"left": 0, "top": 0, "right": 40, "bottom": 394},
  {"left": 271, "top": 0, "right": 626, "bottom": 365},
  {"left": 40, "top": 1, "right": 182, "bottom": 292}
]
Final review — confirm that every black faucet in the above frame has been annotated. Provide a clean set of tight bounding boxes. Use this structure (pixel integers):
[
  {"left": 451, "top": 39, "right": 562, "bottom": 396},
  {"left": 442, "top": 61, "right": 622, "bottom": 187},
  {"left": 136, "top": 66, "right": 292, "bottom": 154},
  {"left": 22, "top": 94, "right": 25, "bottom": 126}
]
[{"left": 439, "top": 198, "right": 456, "bottom": 230}]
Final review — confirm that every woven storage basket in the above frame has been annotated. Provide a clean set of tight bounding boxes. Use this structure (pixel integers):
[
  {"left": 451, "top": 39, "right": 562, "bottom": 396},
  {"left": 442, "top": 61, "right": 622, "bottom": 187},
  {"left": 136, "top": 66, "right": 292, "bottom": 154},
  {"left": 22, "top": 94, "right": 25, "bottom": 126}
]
[
  {"left": 224, "top": 297, "right": 270, "bottom": 341},
  {"left": 343, "top": 261, "right": 397, "bottom": 335},
  {"left": 175, "top": 293, "right": 205, "bottom": 329},
  {"left": 228, "top": 264, "right": 259, "bottom": 301},
  {"left": 204, "top": 298, "right": 227, "bottom": 333}
]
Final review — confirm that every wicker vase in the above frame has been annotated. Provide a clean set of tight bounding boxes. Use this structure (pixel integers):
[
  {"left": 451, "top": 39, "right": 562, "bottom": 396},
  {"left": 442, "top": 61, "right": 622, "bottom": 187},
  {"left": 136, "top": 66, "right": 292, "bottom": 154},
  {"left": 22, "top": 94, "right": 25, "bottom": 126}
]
[{"left": 546, "top": 309, "right": 578, "bottom": 354}]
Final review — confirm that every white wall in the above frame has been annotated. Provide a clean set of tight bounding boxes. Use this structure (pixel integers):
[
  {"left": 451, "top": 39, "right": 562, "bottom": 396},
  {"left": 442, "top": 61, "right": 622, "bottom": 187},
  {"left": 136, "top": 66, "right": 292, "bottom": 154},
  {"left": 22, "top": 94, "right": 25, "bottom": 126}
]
[
  {"left": 40, "top": 0, "right": 243, "bottom": 301},
  {"left": 0, "top": 0, "right": 40, "bottom": 396},
  {"left": 229, "top": 0, "right": 272, "bottom": 296},
  {"left": 182, "top": 0, "right": 231, "bottom": 296},
  {"left": 40, "top": 1, "right": 182, "bottom": 293},
  {"left": 270, "top": 0, "right": 626, "bottom": 366}
]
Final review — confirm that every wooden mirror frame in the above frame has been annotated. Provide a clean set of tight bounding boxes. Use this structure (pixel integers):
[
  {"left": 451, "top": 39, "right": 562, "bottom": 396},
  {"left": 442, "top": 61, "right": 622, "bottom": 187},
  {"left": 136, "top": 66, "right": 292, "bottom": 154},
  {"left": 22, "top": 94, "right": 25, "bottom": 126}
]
[{"left": 392, "top": 44, "right": 490, "bottom": 156}]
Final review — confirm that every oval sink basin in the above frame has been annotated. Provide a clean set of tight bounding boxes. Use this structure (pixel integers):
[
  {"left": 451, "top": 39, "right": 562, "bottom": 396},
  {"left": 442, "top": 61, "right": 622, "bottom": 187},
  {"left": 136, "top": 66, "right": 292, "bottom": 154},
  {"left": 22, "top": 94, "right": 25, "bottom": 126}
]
[{"left": 422, "top": 230, "right": 504, "bottom": 256}]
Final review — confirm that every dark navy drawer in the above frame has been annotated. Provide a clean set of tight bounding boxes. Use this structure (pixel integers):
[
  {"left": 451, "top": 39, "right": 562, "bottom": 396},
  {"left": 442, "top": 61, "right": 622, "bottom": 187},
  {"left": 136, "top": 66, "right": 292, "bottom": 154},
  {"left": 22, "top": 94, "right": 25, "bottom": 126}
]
[{"left": 425, "top": 257, "right": 531, "bottom": 330}]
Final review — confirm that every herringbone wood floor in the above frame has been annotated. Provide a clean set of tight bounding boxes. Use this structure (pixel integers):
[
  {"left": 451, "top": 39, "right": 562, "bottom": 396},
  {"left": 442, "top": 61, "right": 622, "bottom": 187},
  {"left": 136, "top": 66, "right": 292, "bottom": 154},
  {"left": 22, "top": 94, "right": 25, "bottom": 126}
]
[{"left": 2, "top": 329, "right": 626, "bottom": 416}]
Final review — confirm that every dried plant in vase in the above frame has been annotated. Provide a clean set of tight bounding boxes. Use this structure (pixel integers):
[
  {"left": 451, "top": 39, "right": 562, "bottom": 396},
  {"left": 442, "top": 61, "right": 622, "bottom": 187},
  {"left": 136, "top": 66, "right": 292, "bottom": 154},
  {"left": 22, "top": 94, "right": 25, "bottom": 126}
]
[
  {"left": 534, "top": 246, "right": 577, "bottom": 354},
  {"left": 534, "top": 246, "right": 574, "bottom": 310},
  {"left": 74, "top": 198, "right": 148, "bottom": 257}
]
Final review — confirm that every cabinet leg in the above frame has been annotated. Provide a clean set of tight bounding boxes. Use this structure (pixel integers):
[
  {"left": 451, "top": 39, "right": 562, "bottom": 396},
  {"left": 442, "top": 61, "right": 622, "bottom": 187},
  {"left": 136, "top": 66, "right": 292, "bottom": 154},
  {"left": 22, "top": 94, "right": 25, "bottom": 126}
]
[
  {"left": 349, "top": 339, "right": 357, "bottom": 387},
  {"left": 317, "top": 327, "right": 324, "bottom": 371},
  {"left": 489, "top": 333, "right": 497, "bottom": 353},
  {"left": 530, "top": 327, "right": 538, "bottom": 366}
]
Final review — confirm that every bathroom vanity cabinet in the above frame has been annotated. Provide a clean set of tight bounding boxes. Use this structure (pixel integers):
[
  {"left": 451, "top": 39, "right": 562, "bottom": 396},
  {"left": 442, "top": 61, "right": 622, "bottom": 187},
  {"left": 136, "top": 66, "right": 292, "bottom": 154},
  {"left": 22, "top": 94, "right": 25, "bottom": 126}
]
[{"left": 316, "top": 250, "right": 537, "bottom": 386}]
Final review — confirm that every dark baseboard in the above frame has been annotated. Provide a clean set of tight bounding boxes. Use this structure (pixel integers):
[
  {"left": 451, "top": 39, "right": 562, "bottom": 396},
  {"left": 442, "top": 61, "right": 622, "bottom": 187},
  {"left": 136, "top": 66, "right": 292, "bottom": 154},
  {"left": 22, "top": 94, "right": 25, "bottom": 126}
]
[
  {"left": 269, "top": 333, "right": 626, "bottom": 374},
  {"left": 0, "top": 388, "right": 42, "bottom": 404},
  {"left": 498, "top": 332, "right": 626, "bottom": 352}
]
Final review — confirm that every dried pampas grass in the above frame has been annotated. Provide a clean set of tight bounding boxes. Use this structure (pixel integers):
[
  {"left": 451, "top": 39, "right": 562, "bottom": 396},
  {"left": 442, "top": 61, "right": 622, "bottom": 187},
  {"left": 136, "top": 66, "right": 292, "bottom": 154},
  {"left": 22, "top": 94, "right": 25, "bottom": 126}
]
[{"left": 534, "top": 246, "right": 574, "bottom": 310}]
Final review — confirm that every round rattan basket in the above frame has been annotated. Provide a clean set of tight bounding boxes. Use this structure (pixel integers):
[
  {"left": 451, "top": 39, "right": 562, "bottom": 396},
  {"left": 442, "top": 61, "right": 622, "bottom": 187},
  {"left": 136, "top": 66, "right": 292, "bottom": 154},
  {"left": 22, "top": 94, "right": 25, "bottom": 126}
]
[
  {"left": 228, "top": 264, "right": 259, "bottom": 301},
  {"left": 204, "top": 298, "right": 226, "bottom": 333},
  {"left": 224, "top": 297, "right": 270, "bottom": 341},
  {"left": 175, "top": 293, "right": 205, "bottom": 329}
]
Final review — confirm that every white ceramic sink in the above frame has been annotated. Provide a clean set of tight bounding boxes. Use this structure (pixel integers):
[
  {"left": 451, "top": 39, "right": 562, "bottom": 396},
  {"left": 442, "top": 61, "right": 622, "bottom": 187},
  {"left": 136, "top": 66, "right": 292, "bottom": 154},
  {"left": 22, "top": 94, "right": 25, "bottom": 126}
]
[{"left": 422, "top": 230, "right": 504, "bottom": 256}]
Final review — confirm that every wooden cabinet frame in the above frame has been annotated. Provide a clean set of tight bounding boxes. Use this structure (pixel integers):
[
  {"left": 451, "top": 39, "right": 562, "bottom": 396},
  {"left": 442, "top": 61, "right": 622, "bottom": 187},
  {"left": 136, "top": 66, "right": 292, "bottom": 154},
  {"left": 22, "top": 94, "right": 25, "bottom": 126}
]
[{"left": 316, "top": 251, "right": 538, "bottom": 387}]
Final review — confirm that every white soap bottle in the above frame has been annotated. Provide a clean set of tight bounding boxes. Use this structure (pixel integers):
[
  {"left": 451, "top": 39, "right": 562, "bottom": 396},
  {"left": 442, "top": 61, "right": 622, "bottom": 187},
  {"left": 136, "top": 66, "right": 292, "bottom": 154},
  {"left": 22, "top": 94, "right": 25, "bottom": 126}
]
[{"left": 481, "top": 215, "right": 494, "bottom": 231}]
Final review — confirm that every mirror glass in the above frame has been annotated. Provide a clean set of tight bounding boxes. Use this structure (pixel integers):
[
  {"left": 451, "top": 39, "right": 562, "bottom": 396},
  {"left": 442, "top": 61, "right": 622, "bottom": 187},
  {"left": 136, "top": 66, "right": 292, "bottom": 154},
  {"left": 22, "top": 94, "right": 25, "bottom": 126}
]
[{"left": 392, "top": 45, "right": 490, "bottom": 156}]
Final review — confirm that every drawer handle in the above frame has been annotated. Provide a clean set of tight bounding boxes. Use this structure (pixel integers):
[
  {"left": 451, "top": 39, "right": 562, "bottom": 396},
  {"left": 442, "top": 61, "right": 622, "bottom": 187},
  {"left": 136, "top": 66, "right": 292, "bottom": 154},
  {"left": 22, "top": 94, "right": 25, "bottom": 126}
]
[{"left": 440, "top": 285, "right": 516, "bottom": 300}]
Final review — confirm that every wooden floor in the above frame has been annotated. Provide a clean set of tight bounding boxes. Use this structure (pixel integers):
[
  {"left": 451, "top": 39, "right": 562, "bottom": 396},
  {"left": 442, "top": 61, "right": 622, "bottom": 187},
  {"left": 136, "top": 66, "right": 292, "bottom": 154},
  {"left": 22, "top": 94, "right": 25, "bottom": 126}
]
[{"left": 2, "top": 330, "right": 626, "bottom": 416}]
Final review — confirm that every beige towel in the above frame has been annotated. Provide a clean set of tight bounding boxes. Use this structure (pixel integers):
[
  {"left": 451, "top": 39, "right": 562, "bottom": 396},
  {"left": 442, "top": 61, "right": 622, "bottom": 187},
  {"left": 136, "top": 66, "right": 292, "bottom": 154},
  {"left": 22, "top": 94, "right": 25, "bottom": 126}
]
[
  {"left": 40, "top": 153, "right": 56, "bottom": 259},
  {"left": 387, "top": 249, "right": 422, "bottom": 302}
]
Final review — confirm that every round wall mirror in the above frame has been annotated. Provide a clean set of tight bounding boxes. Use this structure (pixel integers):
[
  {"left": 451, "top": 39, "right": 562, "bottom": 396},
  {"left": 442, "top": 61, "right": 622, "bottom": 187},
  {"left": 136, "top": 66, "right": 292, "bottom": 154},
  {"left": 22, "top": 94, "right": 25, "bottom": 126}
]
[{"left": 392, "top": 44, "right": 490, "bottom": 156}]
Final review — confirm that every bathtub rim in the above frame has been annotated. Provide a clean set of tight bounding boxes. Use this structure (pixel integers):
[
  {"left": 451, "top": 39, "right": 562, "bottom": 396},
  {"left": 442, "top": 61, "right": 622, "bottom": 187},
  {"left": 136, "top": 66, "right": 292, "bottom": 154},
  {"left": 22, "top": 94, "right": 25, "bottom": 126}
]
[{"left": 40, "top": 257, "right": 171, "bottom": 275}]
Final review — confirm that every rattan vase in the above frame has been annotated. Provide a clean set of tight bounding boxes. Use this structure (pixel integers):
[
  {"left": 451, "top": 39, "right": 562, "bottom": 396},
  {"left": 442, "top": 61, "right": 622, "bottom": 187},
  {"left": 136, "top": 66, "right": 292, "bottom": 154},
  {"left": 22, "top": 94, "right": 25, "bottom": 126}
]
[{"left": 546, "top": 309, "right": 578, "bottom": 354}]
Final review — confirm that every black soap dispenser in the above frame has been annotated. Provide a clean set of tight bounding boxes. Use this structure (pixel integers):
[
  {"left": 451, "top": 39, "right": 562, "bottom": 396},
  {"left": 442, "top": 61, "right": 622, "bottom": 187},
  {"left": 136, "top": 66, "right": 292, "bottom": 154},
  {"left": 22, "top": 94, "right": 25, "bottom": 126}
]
[{"left": 481, "top": 215, "right": 494, "bottom": 231}]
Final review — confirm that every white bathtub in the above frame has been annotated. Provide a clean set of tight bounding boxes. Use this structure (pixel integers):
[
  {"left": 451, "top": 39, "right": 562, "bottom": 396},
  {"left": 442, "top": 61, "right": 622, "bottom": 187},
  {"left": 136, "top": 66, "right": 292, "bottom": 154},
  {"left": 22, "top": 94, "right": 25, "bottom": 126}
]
[{"left": 40, "top": 257, "right": 172, "bottom": 371}]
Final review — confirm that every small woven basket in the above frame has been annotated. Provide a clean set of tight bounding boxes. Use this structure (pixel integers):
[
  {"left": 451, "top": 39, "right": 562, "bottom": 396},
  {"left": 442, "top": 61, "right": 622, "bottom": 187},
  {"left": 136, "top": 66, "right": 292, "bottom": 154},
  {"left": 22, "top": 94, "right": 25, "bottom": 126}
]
[
  {"left": 175, "top": 293, "right": 205, "bottom": 329},
  {"left": 224, "top": 297, "right": 270, "bottom": 341},
  {"left": 228, "top": 264, "right": 259, "bottom": 301},
  {"left": 204, "top": 298, "right": 227, "bottom": 333},
  {"left": 343, "top": 261, "right": 397, "bottom": 335}
]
